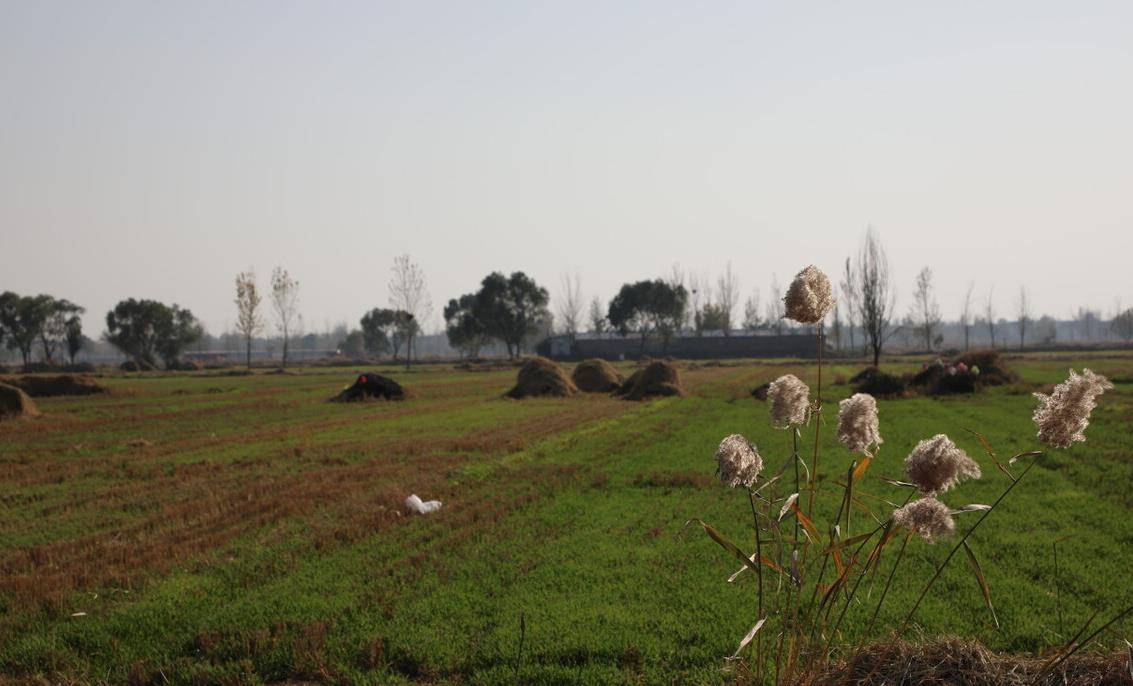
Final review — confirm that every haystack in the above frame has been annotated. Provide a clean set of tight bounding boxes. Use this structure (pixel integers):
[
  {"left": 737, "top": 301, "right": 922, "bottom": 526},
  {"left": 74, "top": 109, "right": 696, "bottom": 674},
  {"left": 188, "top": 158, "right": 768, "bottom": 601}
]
[
  {"left": 120, "top": 360, "right": 156, "bottom": 372},
  {"left": 908, "top": 349, "right": 1017, "bottom": 397},
  {"left": 956, "top": 348, "right": 1017, "bottom": 386},
  {"left": 330, "top": 373, "right": 406, "bottom": 402},
  {"left": 506, "top": 357, "right": 577, "bottom": 399},
  {"left": 0, "top": 383, "right": 40, "bottom": 421},
  {"left": 617, "top": 360, "right": 685, "bottom": 400},
  {"left": 809, "top": 637, "right": 1132, "bottom": 686},
  {"left": 850, "top": 366, "right": 907, "bottom": 398},
  {"left": 0, "top": 374, "right": 108, "bottom": 397},
  {"left": 571, "top": 359, "right": 624, "bottom": 393}
]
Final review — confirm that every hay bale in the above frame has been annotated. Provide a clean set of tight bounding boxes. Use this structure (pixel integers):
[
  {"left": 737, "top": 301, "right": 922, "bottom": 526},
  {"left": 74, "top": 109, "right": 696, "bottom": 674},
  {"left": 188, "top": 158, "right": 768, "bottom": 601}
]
[
  {"left": 506, "top": 357, "right": 577, "bottom": 399},
  {"left": 617, "top": 360, "right": 685, "bottom": 400},
  {"left": 120, "top": 360, "right": 156, "bottom": 372},
  {"left": 907, "top": 350, "right": 1017, "bottom": 397},
  {"left": 957, "top": 348, "right": 1017, "bottom": 386},
  {"left": 571, "top": 359, "right": 624, "bottom": 393},
  {"left": 0, "top": 383, "right": 39, "bottom": 421},
  {"left": 0, "top": 374, "right": 108, "bottom": 398},
  {"left": 850, "top": 367, "right": 907, "bottom": 398},
  {"left": 330, "top": 373, "right": 406, "bottom": 402},
  {"left": 809, "top": 637, "right": 1133, "bottom": 686},
  {"left": 168, "top": 360, "right": 203, "bottom": 372}
]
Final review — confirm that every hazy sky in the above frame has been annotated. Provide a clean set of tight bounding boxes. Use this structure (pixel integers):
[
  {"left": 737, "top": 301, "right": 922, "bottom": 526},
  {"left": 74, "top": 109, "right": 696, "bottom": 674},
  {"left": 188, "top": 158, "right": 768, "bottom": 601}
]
[{"left": 3, "top": 1, "right": 1132, "bottom": 335}]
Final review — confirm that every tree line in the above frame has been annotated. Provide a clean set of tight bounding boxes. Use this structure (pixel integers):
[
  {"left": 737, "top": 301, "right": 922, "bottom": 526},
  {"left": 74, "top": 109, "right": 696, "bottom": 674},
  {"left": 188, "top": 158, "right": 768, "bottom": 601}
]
[{"left": 6, "top": 235, "right": 1133, "bottom": 371}]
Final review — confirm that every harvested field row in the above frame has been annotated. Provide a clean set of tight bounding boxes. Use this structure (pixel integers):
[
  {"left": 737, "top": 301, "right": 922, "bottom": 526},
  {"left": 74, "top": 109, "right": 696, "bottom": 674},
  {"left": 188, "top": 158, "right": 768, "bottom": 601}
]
[{"left": 3, "top": 357, "right": 1131, "bottom": 684}]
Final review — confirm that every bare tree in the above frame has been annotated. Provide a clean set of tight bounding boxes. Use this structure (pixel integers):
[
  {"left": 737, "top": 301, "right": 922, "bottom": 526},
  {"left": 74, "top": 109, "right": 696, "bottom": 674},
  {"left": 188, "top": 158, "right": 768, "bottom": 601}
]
[
  {"left": 984, "top": 287, "right": 997, "bottom": 349},
  {"left": 742, "top": 287, "right": 761, "bottom": 331},
  {"left": 667, "top": 263, "right": 687, "bottom": 329},
  {"left": 588, "top": 296, "right": 606, "bottom": 334},
  {"left": 716, "top": 261, "right": 740, "bottom": 335},
  {"left": 910, "top": 266, "right": 942, "bottom": 351},
  {"left": 388, "top": 254, "right": 433, "bottom": 370},
  {"left": 689, "top": 271, "right": 712, "bottom": 335},
  {"left": 1075, "top": 306, "right": 1100, "bottom": 342},
  {"left": 235, "top": 270, "right": 264, "bottom": 369},
  {"left": 555, "top": 271, "right": 584, "bottom": 340},
  {"left": 840, "top": 258, "right": 859, "bottom": 354},
  {"left": 1112, "top": 307, "right": 1133, "bottom": 342},
  {"left": 765, "top": 275, "right": 785, "bottom": 334},
  {"left": 270, "top": 267, "right": 300, "bottom": 368},
  {"left": 830, "top": 301, "right": 843, "bottom": 350},
  {"left": 854, "top": 228, "right": 897, "bottom": 367},
  {"left": 959, "top": 281, "right": 975, "bottom": 351},
  {"left": 1016, "top": 286, "right": 1031, "bottom": 351}
]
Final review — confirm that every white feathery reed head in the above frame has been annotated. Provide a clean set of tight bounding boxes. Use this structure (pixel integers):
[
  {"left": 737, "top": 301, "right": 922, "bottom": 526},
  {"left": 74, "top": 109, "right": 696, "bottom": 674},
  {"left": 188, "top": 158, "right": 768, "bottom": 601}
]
[
  {"left": 893, "top": 496, "right": 955, "bottom": 542},
  {"left": 715, "top": 434, "right": 763, "bottom": 489},
  {"left": 1033, "top": 368, "right": 1113, "bottom": 449},
  {"left": 767, "top": 374, "right": 810, "bottom": 429},
  {"left": 837, "top": 393, "right": 883, "bottom": 454},
  {"left": 783, "top": 265, "right": 835, "bottom": 324},
  {"left": 904, "top": 433, "right": 981, "bottom": 495}
]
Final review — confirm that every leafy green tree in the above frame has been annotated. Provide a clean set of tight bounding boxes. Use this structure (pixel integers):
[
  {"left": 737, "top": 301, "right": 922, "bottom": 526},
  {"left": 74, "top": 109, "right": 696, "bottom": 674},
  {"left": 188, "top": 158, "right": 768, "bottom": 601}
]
[
  {"left": 607, "top": 280, "right": 688, "bottom": 355},
  {"left": 39, "top": 297, "right": 84, "bottom": 364},
  {"left": 105, "top": 299, "right": 203, "bottom": 369},
  {"left": 698, "top": 302, "right": 729, "bottom": 332},
  {"left": 0, "top": 292, "right": 52, "bottom": 367},
  {"left": 337, "top": 329, "right": 367, "bottom": 357},
  {"left": 444, "top": 294, "right": 490, "bottom": 358},
  {"left": 359, "top": 308, "right": 403, "bottom": 356},
  {"left": 64, "top": 315, "right": 85, "bottom": 365},
  {"left": 473, "top": 272, "right": 550, "bottom": 358}
]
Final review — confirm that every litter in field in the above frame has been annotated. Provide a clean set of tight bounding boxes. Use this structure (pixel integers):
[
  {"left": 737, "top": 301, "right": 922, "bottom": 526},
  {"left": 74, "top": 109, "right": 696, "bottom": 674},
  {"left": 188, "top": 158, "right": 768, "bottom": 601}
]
[
  {"left": 507, "top": 356, "right": 577, "bottom": 398},
  {"left": 404, "top": 494, "right": 442, "bottom": 514},
  {"left": 329, "top": 373, "right": 406, "bottom": 402},
  {"left": 0, "top": 383, "right": 40, "bottom": 421}
]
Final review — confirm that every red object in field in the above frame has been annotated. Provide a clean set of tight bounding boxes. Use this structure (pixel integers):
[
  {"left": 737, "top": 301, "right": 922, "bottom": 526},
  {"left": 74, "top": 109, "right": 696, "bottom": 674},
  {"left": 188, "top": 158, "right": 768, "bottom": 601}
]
[{"left": 334, "top": 372, "right": 406, "bottom": 402}]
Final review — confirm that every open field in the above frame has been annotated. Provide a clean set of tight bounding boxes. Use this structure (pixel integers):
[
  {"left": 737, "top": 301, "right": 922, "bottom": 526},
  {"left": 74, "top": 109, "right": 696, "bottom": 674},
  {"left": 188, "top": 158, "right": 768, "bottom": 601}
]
[{"left": 2, "top": 354, "right": 1133, "bottom": 685}]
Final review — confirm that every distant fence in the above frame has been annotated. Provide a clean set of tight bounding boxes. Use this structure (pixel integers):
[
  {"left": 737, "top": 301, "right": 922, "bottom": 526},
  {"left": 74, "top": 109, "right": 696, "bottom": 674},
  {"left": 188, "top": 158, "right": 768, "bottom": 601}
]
[{"left": 537, "top": 333, "right": 824, "bottom": 361}]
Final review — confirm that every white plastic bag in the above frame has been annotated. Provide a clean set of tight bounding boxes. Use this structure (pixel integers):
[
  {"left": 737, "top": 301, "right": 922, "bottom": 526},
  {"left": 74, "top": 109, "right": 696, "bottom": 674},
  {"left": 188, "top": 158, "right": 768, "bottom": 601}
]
[{"left": 404, "top": 493, "right": 442, "bottom": 514}]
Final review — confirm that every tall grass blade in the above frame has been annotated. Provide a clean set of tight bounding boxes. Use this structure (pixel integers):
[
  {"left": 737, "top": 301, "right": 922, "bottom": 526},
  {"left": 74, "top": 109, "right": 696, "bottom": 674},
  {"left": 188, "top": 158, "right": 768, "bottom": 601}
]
[
  {"left": 727, "top": 618, "right": 766, "bottom": 660},
  {"left": 951, "top": 503, "right": 992, "bottom": 514},
  {"left": 879, "top": 477, "right": 918, "bottom": 489},
  {"left": 852, "top": 455, "right": 873, "bottom": 483},
  {"left": 791, "top": 502, "right": 821, "bottom": 543},
  {"left": 964, "top": 428, "right": 997, "bottom": 459},
  {"left": 1038, "top": 603, "right": 1133, "bottom": 683},
  {"left": 686, "top": 519, "right": 786, "bottom": 578},
  {"left": 822, "top": 531, "right": 875, "bottom": 553},
  {"left": 778, "top": 493, "right": 799, "bottom": 522},
  {"left": 1008, "top": 450, "right": 1043, "bottom": 465},
  {"left": 962, "top": 540, "right": 999, "bottom": 629}
]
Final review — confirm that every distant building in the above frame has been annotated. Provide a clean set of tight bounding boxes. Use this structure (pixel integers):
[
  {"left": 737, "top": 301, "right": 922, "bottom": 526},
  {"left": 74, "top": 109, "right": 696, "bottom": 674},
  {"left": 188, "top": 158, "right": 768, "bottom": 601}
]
[{"left": 536, "top": 331, "right": 824, "bottom": 360}]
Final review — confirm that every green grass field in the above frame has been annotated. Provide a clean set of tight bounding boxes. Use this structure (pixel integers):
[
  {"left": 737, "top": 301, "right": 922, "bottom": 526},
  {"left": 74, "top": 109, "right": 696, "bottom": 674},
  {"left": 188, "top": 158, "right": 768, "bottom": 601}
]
[{"left": 2, "top": 354, "right": 1132, "bottom": 685}]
